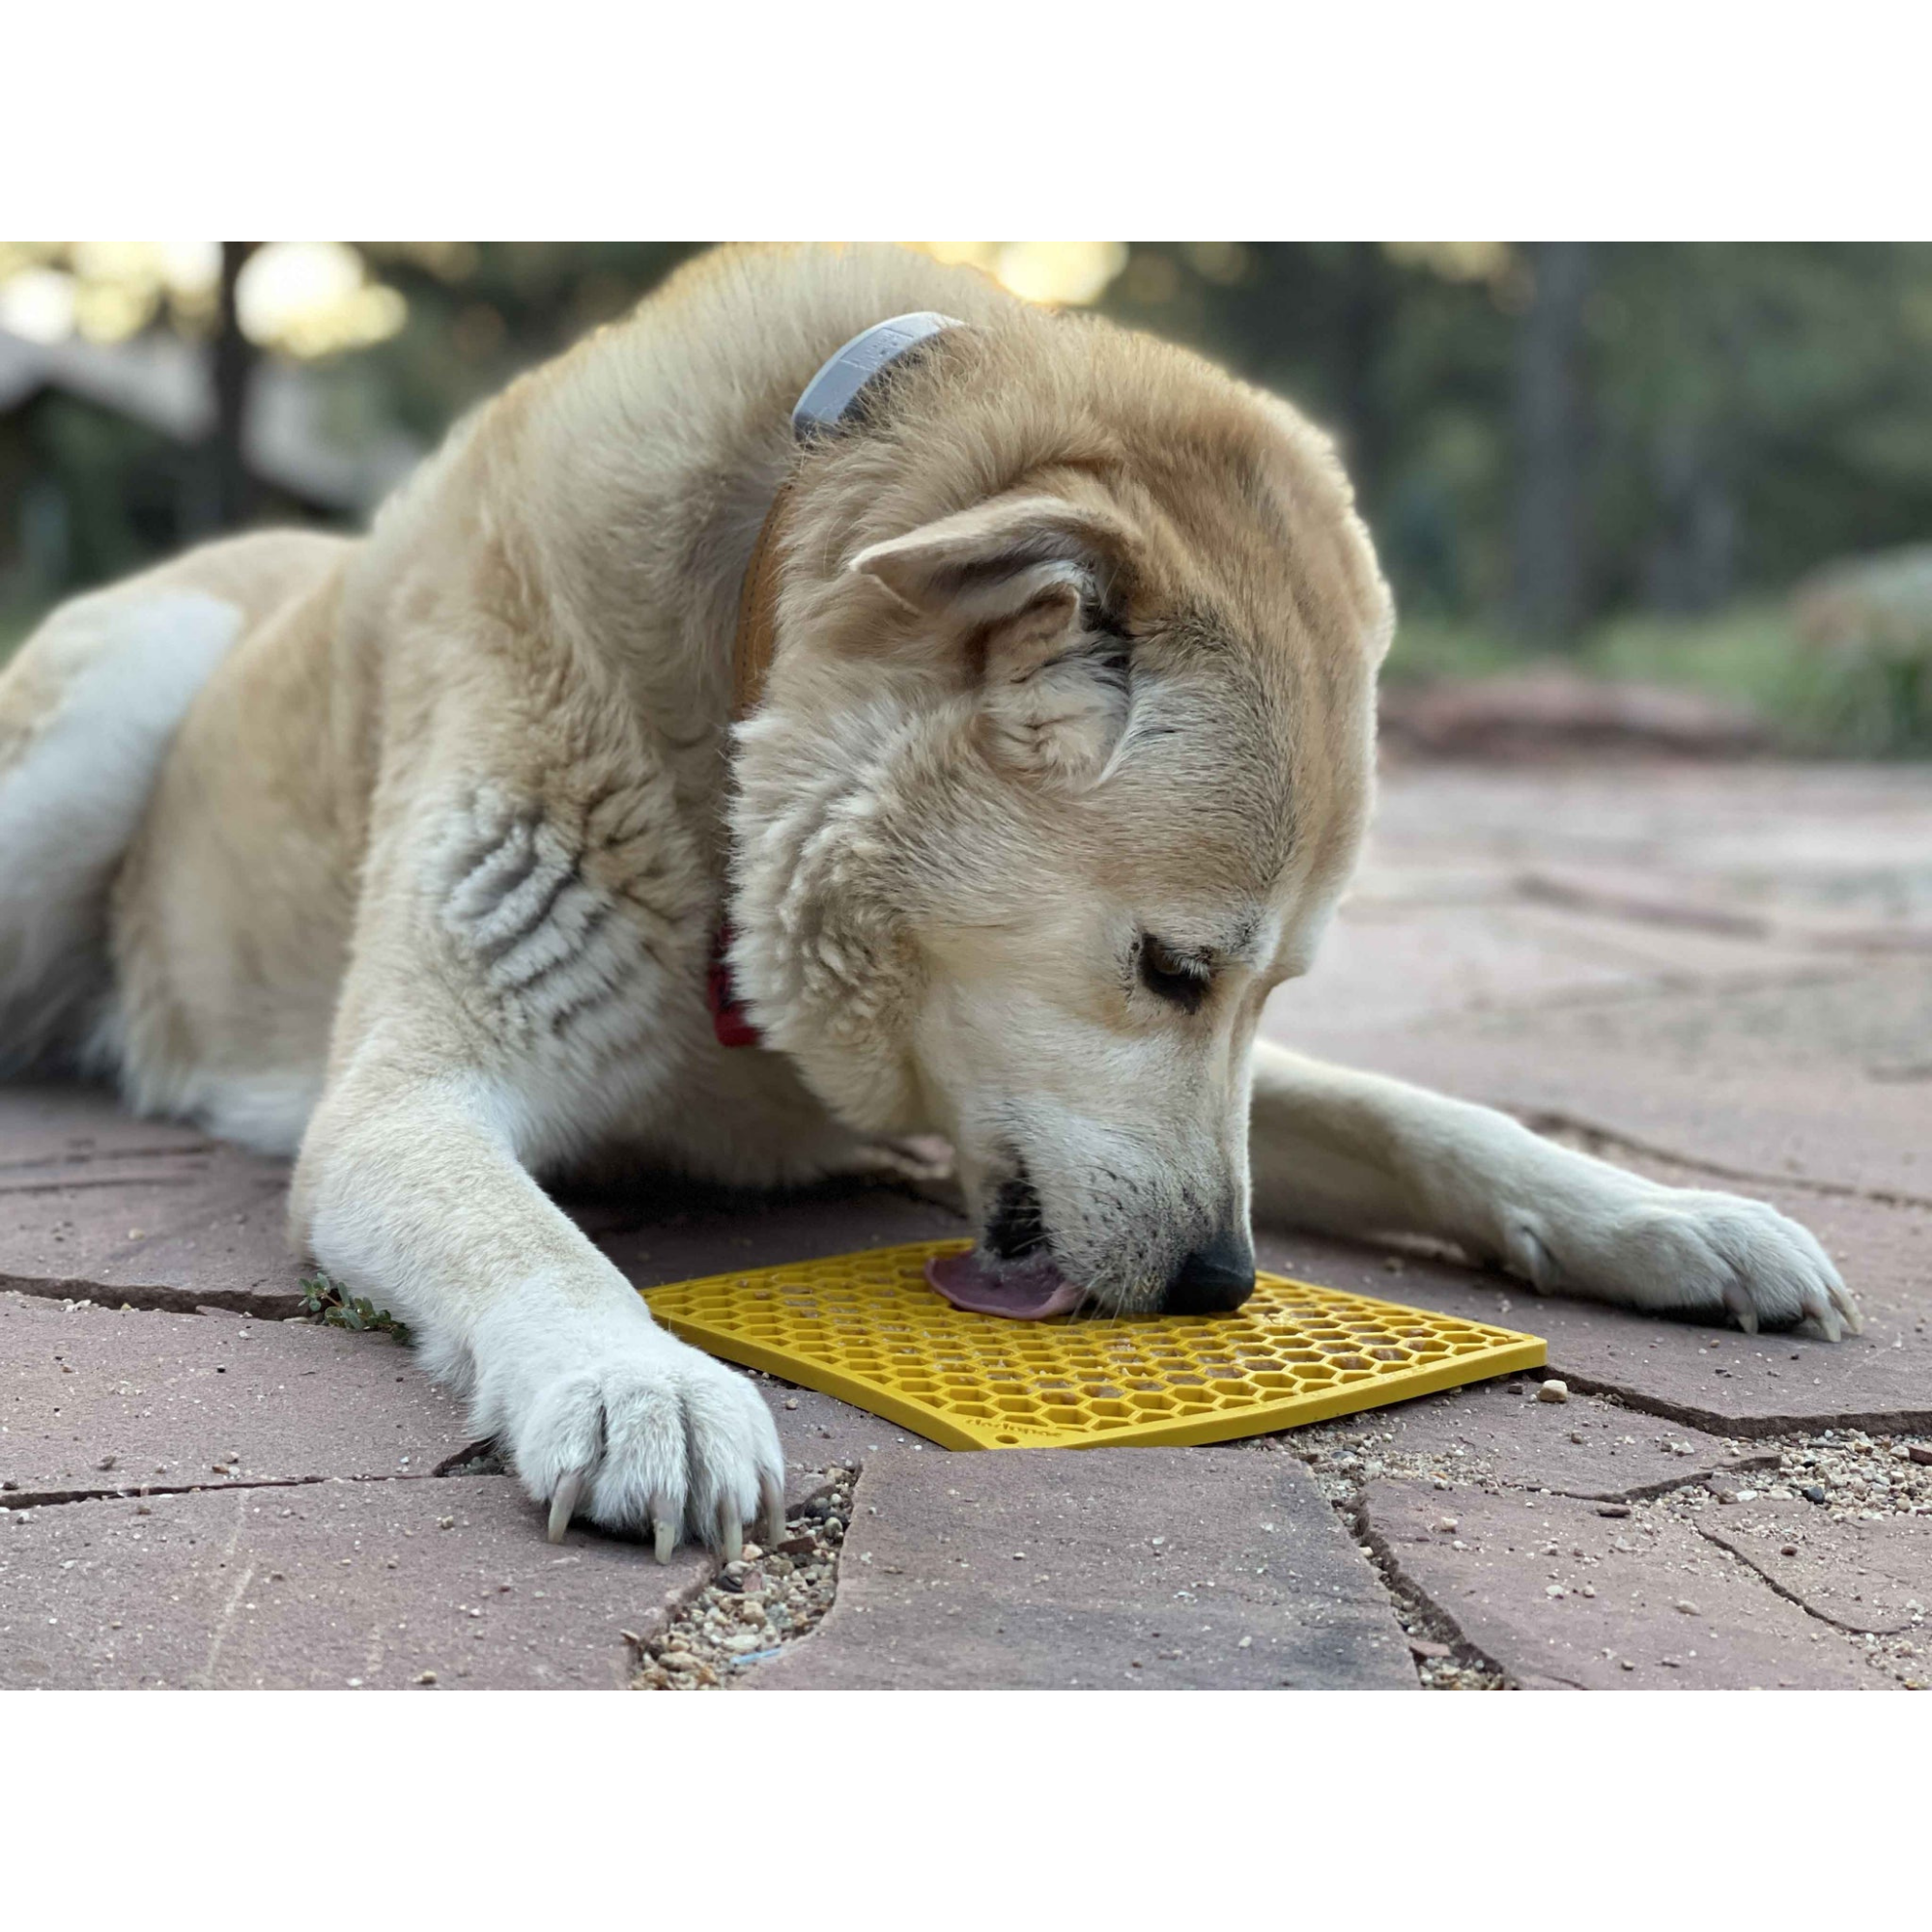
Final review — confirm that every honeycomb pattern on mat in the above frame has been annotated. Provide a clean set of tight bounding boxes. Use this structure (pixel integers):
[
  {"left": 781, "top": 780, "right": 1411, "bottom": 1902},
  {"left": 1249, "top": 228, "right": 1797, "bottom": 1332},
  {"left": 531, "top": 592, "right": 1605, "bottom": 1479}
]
[{"left": 641, "top": 1239, "right": 1546, "bottom": 1451}]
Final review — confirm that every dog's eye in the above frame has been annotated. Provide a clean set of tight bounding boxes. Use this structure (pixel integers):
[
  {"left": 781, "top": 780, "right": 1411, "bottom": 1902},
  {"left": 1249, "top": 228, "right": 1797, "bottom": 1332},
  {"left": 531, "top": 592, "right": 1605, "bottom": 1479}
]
[{"left": 1138, "top": 935, "right": 1210, "bottom": 1013}]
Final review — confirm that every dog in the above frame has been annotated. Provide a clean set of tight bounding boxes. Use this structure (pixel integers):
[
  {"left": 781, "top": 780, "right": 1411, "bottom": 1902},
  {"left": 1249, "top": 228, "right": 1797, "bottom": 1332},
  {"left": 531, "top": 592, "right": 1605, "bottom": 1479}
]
[{"left": 0, "top": 243, "right": 1860, "bottom": 1556}]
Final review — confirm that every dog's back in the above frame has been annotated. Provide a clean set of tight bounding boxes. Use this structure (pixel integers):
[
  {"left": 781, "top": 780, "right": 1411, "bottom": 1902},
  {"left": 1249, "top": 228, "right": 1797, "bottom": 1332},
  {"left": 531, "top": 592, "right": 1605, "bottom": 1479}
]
[{"left": 0, "top": 530, "right": 350, "bottom": 1074}]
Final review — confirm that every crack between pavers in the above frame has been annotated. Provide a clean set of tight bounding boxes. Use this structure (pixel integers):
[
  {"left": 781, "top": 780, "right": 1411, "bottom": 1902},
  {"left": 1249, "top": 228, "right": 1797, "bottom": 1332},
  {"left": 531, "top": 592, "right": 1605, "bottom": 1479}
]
[
  {"left": 1515, "top": 1106, "right": 1932, "bottom": 1211},
  {"left": 1339, "top": 1489, "right": 1518, "bottom": 1689},
  {"left": 0, "top": 1175, "right": 211, "bottom": 1198},
  {"left": 1530, "top": 1362, "right": 1932, "bottom": 1441},
  {"left": 0, "top": 1141, "right": 220, "bottom": 1175},
  {"left": 0, "top": 1270, "right": 306, "bottom": 1318},
  {"left": 1463, "top": 961, "right": 1850, "bottom": 1025},
  {"left": 1515, "top": 874, "right": 1782, "bottom": 942},
  {"left": 1344, "top": 1437, "right": 1778, "bottom": 1511},
  {"left": 1692, "top": 1522, "right": 1912, "bottom": 1637},
  {"left": 1315, "top": 959, "right": 1848, "bottom": 1048},
  {"left": 1545, "top": 1458, "right": 1781, "bottom": 1506},
  {"left": 432, "top": 1437, "right": 504, "bottom": 1478},
  {"left": 1512, "top": 870, "right": 1932, "bottom": 957},
  {"left": 0, "top": 1467, "right": 508, "bottom": 1513}
]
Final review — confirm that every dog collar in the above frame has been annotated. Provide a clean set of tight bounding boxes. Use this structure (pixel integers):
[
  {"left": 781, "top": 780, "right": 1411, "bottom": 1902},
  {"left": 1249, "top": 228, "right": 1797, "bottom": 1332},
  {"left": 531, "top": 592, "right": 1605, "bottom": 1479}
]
[
  {"left": 727, "top": 311, "right": 959, "bottom": 722},
  {"left": 711, "top": 310, "right": 961, "bottom": 1048}
]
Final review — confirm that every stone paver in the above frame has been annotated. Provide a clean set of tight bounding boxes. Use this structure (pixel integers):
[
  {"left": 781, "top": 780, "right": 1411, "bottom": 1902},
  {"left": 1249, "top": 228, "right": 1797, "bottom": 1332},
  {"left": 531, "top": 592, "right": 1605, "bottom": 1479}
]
[
  {"left": 1350, "top": 761, "right": 1932, "bottom": 933},
  {"left": 1275, "top": 762, "right": 1932, "bottom": 1194},
  {"left": 753, "top": 1444, "right": 1417, "bottom": 1690},
  {"left": 1359, "top": 1479, "right": 1878, "bottom": 1689},
  {"left": 1291, "top": 896, "right": 1819, "bottom": 1046},
  {"left": 1282, "top": 1006, "right": 1932, "bottom": 1206},
  {"left": 0, "top": 1084, "right": 299, "bottom": 1315},
  {"left": 0, "top": 1475, "right": 710, "bottom": 1689},
  {"left": 0, "top": 1291, "right": 468, "bottom": 1502},
  {"left": 1699, "top": 1508, "right": 1932, "bottom": 1637}
]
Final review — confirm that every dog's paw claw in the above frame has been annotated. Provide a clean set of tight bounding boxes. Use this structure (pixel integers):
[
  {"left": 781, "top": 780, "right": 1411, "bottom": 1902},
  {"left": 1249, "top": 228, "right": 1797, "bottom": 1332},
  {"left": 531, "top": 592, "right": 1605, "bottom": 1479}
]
[
  {"left": 757, "top": 1469, "right": 786, "bottom": 1548},
  {"left": 1793, "top": 1283, "right": 1855, "bottom": 1345},
  {"left": 1802, "top": 1272, "right": 1862, "bottom": 1341},
  {"left": 651, "top": 1491, "right": 677, "bottom": 1565},
  {"left": 548, "top": 1464, "right": 587, "bottom": 1544}
]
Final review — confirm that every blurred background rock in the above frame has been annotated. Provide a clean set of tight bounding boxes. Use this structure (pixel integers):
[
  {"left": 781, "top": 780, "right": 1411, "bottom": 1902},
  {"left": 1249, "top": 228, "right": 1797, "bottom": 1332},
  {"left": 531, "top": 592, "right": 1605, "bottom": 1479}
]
[{"left": 3, "top": 240, "right": 1930, "bottom": 756}]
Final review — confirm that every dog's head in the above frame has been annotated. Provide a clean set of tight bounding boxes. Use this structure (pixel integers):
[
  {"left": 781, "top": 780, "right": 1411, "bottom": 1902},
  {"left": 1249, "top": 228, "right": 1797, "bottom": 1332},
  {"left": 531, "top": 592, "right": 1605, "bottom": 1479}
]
[{"left": 729, "top": 314, "right": 1392, "bottom": 1315}]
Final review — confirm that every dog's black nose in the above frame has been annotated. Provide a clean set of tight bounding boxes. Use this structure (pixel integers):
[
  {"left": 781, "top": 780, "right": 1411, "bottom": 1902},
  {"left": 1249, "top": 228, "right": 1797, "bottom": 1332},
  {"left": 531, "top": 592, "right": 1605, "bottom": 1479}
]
[{"left": 1161, "top": 1229, "right": 1256, "bottom": 1314}]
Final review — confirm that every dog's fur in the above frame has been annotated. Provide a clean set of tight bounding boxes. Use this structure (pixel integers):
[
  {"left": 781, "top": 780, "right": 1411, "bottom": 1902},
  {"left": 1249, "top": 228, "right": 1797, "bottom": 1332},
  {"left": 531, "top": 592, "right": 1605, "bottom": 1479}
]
[{"left": 0, "top": 244, "right": 1859, "bottom": 1552}]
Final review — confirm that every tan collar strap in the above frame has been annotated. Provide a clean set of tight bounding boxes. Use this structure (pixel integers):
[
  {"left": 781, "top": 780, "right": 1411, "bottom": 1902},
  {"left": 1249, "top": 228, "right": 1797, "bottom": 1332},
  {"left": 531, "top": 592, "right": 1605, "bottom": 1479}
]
[{"left": 729, "top": 311, "right": 959, "bottom": 723}]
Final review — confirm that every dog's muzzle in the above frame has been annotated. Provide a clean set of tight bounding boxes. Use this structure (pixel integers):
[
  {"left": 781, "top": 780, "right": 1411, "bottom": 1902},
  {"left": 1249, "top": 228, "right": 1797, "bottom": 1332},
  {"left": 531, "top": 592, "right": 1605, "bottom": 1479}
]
[{"left": 923, "top": 1164, "right": 1259, "bottom": 1322}]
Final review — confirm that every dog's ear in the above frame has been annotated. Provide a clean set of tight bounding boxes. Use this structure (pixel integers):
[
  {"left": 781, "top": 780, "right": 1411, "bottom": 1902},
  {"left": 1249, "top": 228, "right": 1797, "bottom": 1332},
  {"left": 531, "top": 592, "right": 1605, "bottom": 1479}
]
[{"left": 850, "top": 494, "right": 1135, "bottom": 786}]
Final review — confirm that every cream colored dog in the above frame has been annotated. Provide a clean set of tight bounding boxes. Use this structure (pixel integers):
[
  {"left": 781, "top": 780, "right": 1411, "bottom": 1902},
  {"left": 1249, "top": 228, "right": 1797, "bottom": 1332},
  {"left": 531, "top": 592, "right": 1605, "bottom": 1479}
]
[{"left": 0, "top": 244, "right": 1859, "bottom": 1556}]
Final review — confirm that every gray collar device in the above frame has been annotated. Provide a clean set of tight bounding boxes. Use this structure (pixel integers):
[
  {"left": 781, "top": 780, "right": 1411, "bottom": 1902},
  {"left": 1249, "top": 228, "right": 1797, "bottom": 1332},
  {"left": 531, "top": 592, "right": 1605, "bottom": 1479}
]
[{"left": 789, "top": 311, "right": 961, "bottom": 441}]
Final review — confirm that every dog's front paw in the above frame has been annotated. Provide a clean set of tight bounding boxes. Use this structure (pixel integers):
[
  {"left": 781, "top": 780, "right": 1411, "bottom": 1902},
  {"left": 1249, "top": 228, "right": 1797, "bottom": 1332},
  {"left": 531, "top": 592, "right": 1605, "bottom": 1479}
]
[
  {"left": 1505, "top": 1179, "right": 1862, "bottom": 1340},
  {"left": 494, "top": 1324, "right": 784, "bottom": 1558}
]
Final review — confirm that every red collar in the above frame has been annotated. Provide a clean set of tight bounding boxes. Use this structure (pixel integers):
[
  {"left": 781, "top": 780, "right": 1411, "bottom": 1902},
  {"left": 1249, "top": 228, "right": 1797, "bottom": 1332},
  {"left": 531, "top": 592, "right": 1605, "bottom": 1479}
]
[{"left": 707, "top": 922, "right": 762, "bottom": 1048}]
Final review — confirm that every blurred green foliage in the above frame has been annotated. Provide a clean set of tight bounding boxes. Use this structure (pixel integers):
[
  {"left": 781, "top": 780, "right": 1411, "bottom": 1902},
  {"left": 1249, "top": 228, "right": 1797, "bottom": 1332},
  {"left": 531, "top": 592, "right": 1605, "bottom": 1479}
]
[{"left": 1104, "top": 242, "right": 1932, "bottom": 630}]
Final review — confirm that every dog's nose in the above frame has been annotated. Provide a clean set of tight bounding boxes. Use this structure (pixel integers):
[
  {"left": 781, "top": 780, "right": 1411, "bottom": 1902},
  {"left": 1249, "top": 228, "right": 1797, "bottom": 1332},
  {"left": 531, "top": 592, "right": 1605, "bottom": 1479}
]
[{"left": 1161, "top": 1228, "right": 1256, "bottom": 1315}]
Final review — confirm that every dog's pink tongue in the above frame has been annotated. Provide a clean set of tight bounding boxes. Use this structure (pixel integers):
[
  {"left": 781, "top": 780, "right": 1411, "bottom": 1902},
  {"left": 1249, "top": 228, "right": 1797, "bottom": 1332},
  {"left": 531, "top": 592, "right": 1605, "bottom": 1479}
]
[{"left": 925, "top": 1250, "right": 1085, "bottom": 1321}]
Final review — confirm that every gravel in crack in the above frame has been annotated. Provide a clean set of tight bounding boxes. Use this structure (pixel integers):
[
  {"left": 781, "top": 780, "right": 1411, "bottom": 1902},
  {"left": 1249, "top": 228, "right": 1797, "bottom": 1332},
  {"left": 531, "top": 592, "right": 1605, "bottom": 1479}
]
[
  {"left": 629, "top": 1467, "right": 855, "bottom": 1690},
  {"left": 1740, "top": 1430, "right": 1932, "bottom": 1521},
  {"left": 1411, "top": 1648, "right": 1505, "bottom": 1691}
]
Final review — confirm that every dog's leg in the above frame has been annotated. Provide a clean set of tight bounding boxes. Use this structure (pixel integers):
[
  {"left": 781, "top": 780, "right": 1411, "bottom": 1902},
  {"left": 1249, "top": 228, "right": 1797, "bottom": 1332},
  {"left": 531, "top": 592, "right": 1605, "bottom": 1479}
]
[
  {"left": 289, "top": 777, "right": 786, "bottom": 1556},
  {"left": 1247, "top": 1039, "right": 1861, "bottom": 1339},
  {"left": 295, "top": 1065, "right": 782, "bottom": 1554}
]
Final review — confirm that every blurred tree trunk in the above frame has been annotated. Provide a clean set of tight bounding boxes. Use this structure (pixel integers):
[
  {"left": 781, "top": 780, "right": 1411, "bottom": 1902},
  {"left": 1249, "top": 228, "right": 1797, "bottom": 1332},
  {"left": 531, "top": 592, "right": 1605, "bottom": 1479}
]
[
  {"left": 1644, "top": 423, "right": 1738, "bottom": 611},
  {"left": 1336, "top": 241, "right": 1391, "bottom": 504},
  {"left": 207, "top": 242, "right": 259, "bottom": 530},
  {"left": 1511, "top": 242, "right": 1591, "bottom": 642}
]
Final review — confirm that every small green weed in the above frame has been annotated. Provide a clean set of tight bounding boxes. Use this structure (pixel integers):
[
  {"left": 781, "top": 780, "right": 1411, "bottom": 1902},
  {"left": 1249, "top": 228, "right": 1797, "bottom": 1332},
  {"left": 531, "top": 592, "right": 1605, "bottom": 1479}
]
[{"left": 298, "top": 1272, "right": 412, "bottom": 1345}]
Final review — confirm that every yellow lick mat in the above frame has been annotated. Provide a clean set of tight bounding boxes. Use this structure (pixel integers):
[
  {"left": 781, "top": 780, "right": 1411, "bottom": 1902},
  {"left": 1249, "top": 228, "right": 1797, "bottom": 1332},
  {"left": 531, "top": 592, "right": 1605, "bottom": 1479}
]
[{"left": 641, "top": 1238, "right": 1546, "bottom": 1451}]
